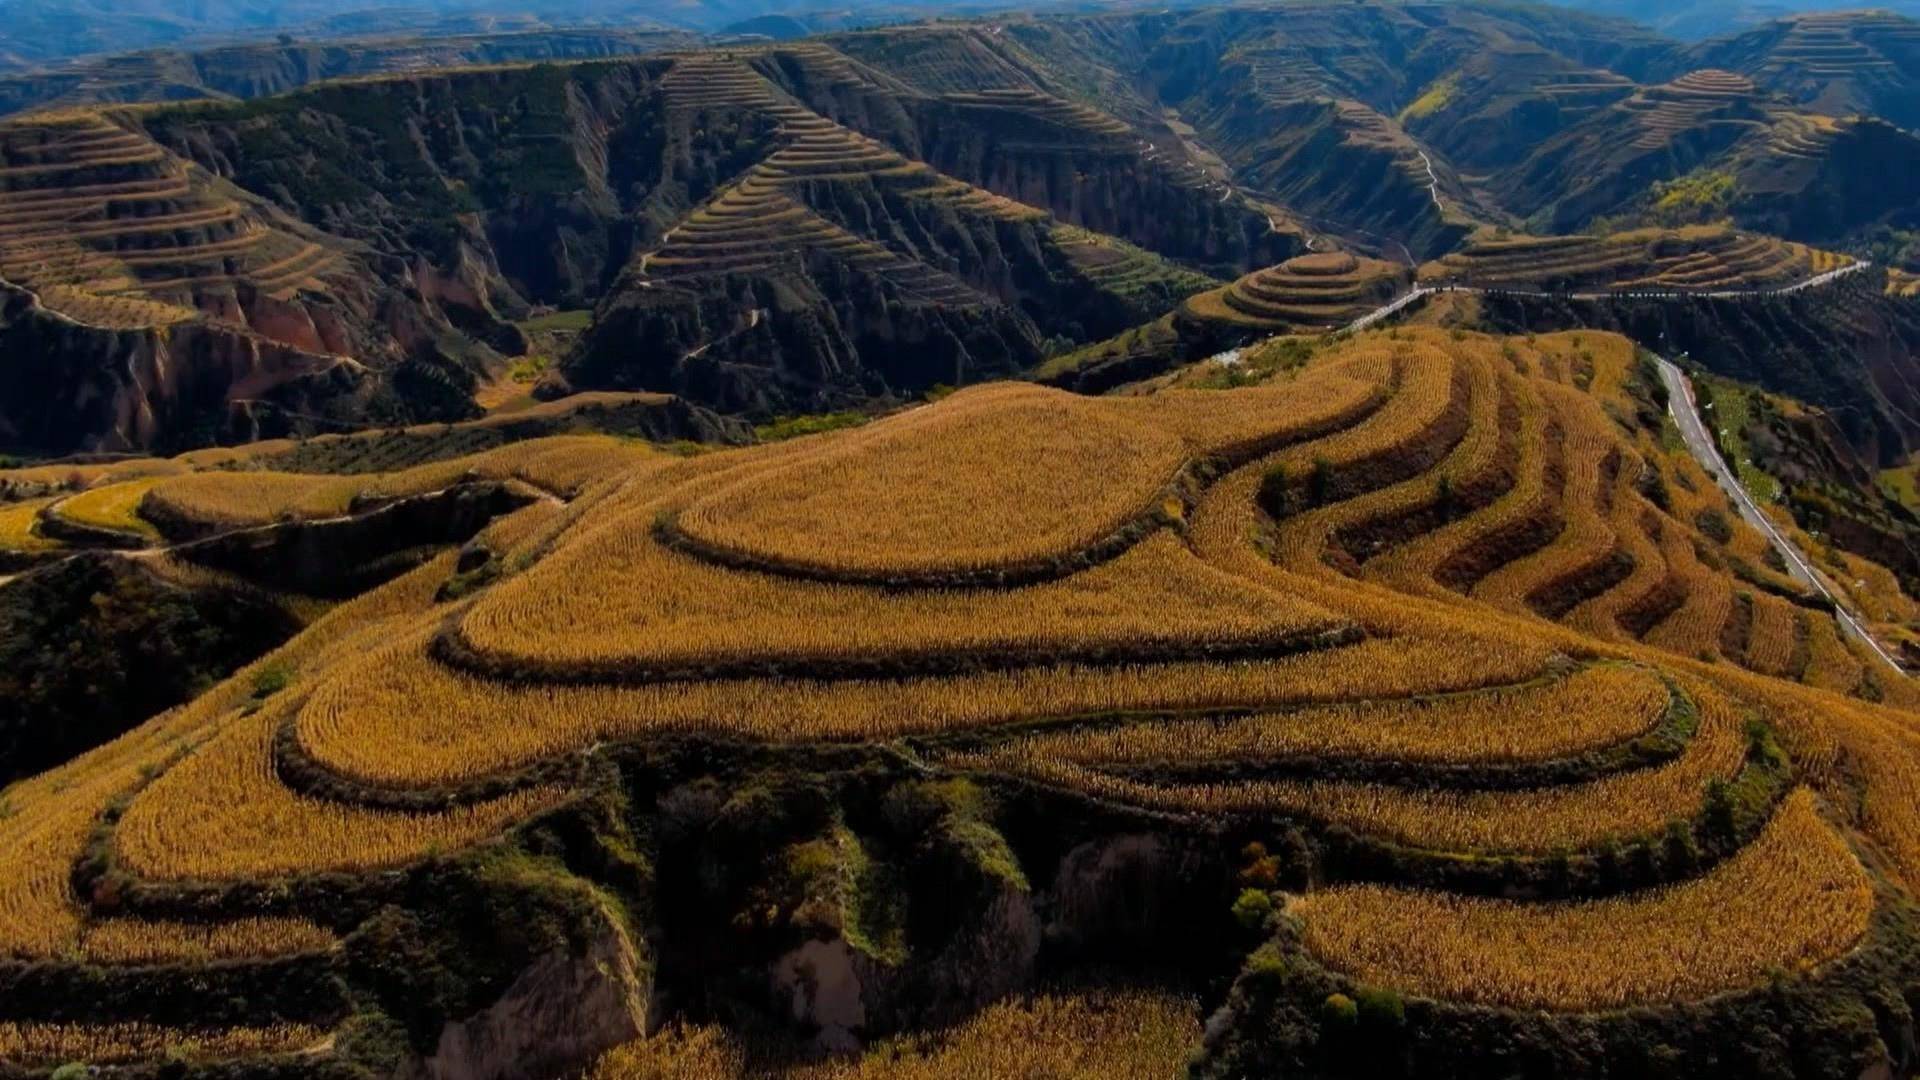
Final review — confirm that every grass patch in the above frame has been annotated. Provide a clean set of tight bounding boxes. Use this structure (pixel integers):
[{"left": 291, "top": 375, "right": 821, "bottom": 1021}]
[
  {"left": 753, "top": 411, "right": 869, "bottom": 443},
  {"left": 1398, "top": 72, "right": 1459, "bottom": 122},
  {"left": 1648, "top": 169, "right": 1736, "bottom": 226},
  {"left": 518, "top": 309, "right": 594, "bottom": 334}
]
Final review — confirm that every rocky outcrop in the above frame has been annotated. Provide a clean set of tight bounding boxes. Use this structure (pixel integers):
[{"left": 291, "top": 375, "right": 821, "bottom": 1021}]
[
  {"left": 0, "top": 282, "right": 390, "bottom": 456},
  {"left": 562, "top": 261, "right": 1041, "bottom": 418},
  {"left": 771, "top": 870, "right": 1040, "bottom": 1051},
  {"left": 174, "top": 481, "right": 537, "bottom": 595},
  {"left": 420, "top": 901, "right": 650, "bottom": 1080}
]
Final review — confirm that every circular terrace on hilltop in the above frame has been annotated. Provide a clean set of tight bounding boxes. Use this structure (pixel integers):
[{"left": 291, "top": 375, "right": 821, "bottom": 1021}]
[
  {"left": 1180, "top": 251, "right": 1409, "bottom": 332},
  {"left": 669, "top": 382, "right": 1192, "bottom": 583}
]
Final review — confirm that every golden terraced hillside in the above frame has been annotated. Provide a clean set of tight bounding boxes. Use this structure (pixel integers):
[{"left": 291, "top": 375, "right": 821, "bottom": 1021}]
[
  {"left": 1423, "top": 225, "right": 1852, "bottom": 292},
  {"left": 0, "top": 326, "right": 1915, "bottom": 1077}
]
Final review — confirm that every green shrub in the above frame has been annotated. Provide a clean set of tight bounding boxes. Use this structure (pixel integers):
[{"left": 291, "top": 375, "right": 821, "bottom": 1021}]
[
  {"left": 1355, "top": 985, "right": 1405, "bottom": 1027},
  {"left": 1232, "top": 887, "right": 1274, "bottom": 931},
  {"left": 252, "top": 662, "right": 292, "bottom": 699},
  {"left": 1321, "top": 992, "right": 1359, "bottom": 1030}
]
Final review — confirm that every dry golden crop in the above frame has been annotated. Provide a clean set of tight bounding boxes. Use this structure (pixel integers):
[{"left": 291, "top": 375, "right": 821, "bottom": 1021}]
[
  {"left": 963, "top": 674, "right": 1743, "bottom": 854},
  {"left": 1741, "top": 594, "right": 1805, "bottom": 680},
  {"left": 1562, "top": 499, "right": 1669, "bottom": 642},
  {"left": 1361, "top": 370, "right": 1548, "bottom": 596},
  {"left": 0, "top": 1021, "right": 324, "bottom": 1066},
  {"left": 0, "top": 457, "right": 183, "bottom": 495},
  {"left": 143, "top": 471, "right": 364, "bottom": 527},
  {"left": 141, "top": 436, "right": 665, "bottom": 532},
  {"left": 588, "top": 988, "right": 1198, "bottom": 1080},
  {"left": 0, "top": 550, "right": 460, "bottom": 959},
  {"left": 114, "top": 693, "right": 563, "bottom": 881},
  {"left": 672, "top": 383, "right": 1189, "bottom": 578},
  {"left": 52, "top": 477, "right": 165, "bottom": 538},
  {"left": 1641, "top": 526, "right": 1735, "bottom": 660},
  {"left": 298, "top": 625, "right": 1548, "bottom": 788},
  {"left": 1470, "top": 387, "right": 1624, "bottom": 613},
  {"left": 80, "top": 917, "right": 335, "bottom": 964},
  {"left": 1272, "top": 350, "right": 1502, "bottom": 571},
  {"left": 1105, "top": 355, "right": 1391, "bottom": 462},
  {"left": 455, "top": 510, "right": 1346, "bottom": 678},
  {"left": 1289, "top": 788, "right": 1872, "bottom": 1009},
  {"left": 1799, "top": 611, "right": 1864, "bottom": 695},
  {"left": 1177, "top": 334, "right": 1576, "bottom": 665},
  {"left": 0, "top": 496, "right": 60, "bottom": 553},
  {"left": 1424, "top": 226, "right": 1838, "bottom": 293},
  {"left": 1260, "top": 340, "right": 1463, "bottom": 489},
  {"left": 980, "top": 663, "right": 1669, "bottom": 771}
]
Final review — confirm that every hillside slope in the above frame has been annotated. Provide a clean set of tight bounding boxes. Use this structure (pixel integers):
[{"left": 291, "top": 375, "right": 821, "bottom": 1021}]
[{"left": 0, "top": 326, "right": 1915, "bottom": 1079}]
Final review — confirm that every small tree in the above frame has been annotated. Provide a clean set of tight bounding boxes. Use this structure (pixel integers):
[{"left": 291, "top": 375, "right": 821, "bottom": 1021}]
[{"left": 1310, "top": 457, "right": 1334, "bottom": 506}]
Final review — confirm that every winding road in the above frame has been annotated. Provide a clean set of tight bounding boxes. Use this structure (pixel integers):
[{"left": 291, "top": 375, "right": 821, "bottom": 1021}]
[
  {"left": 1657, "top": 356, "right": 1906, "bottom": 675},
  {"left": 1311, "top": 262, "right": 1905, "bottom": 675},
  {"left": 1338, "top": 260, "right": 1874, "bottom": 333},
  {"left": 1416, "top": 150, "right": 1443, "bottom": 214}
]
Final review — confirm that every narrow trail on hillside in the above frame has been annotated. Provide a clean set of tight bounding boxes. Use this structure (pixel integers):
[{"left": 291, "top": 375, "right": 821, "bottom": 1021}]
[{"left": 1416, "top": 150, "right": 1443, "bottom": 214}]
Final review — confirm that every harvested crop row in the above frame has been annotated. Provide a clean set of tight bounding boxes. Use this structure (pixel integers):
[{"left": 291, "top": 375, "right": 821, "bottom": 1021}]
[
  {"left": 113, "top": 692, "right": 564, "bottom": 881},
  {"left": 296, "top": 626, "right": 1547, "bottom": 789},
  {"left": 0, "top": 1021, "right": 326, "bottom": 1067},
  {"left": 457, "top": 476, "right": 1348, "bottom": 679},
  {"left": 79, "top": 916, "right": 335, "bottom": 965},
  {"left": 1288, "top": 788, "right": 1871, "bottom": 1010},
  {"left": 977, "top": 663, "right": 1670, "bottom": 771},
  {"left": 0, "top": 549, "right": 466, "bottom": 958},
  {"left": 961, "top": 675, "right": 1745, "bottom": 854}
]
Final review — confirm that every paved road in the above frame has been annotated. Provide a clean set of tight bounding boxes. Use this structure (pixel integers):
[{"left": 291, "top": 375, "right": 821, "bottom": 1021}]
[
  {"left": 1338, "top": 261, "right": 1874, "bottom": 334},
  {"left": 1312, "top": 265, "right": 1908, "bottom": 676},
  {"left": 1657, "top": 356, "right": 1906, "bottom": 676},
  {"left": 1345, "top": 285, "right": 1436, "bottom": 332}
]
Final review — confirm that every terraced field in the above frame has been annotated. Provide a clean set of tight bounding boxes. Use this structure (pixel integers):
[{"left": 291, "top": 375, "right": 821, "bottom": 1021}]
[
  {"left": 1184, "top": 251, "right": 1408, "bottom": 331},
  {"left": 633, "top": 70, "right": 1043, "bottom": 302},
  {"left": 0, "top": 111, "right": 346, "bottom": 331},
  {"left": 1423, "top": 225, "right": 1849, "bottom": 292},
  {"left": 1, "top": 318, "right": 1917, "bottom": 1078},
  {"left": 1709, "top": 8, "right": 1920, "bottom": 129},
  {"left": 1619, "top": 70, "right": 1761, "bottom": 151}
]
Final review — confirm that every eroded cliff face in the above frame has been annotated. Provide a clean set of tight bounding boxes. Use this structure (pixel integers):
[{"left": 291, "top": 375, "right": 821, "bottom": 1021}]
[
  {"left": 773, "top": 880, "right": 1041, "bottom": 1051},
  {"left": 560, "top": 263, "right": 1042, "bottom": 417},
  {"left": 0, "top": 282, "right": 393, "bottom": 454},
  {"left": 420, "top": 904, "right": 651, "bottom": 1080}
]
